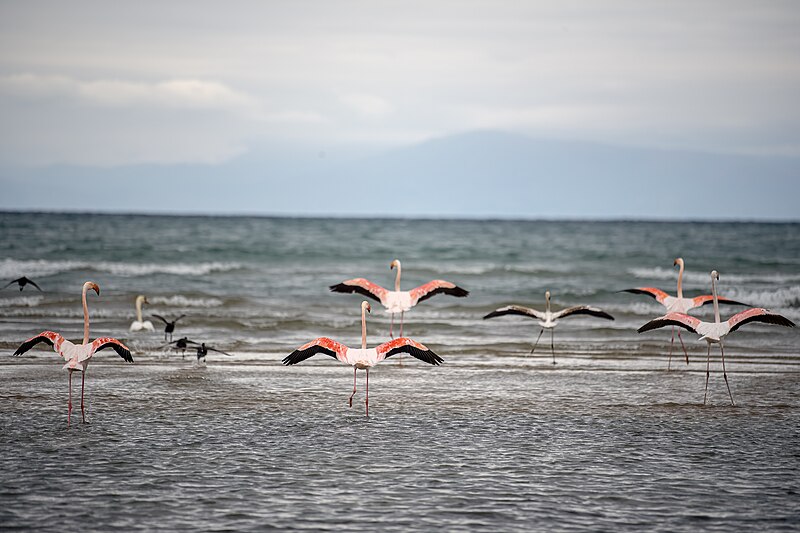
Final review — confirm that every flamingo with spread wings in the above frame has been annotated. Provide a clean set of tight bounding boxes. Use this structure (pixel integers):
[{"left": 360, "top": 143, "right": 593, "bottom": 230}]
[
  {"left": 484, "top": 290, "right": 614, "bottom": 364},
  {"left": 283, "top": 300, "right": 442, "bottom": 416},
  {"left": 330, "top": 259, "right": 468, "bottom": 338},
  {"left": 13, "top": 281, "right": 133, "bottom": 425},
  {"left": 638, "top": 270, "right": 794, "bottom": 405},
  {"left": 622, "top": 258, "right": 748, "bottom": 369}
]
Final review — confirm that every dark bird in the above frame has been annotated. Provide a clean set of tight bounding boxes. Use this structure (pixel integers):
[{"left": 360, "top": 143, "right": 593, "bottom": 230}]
[
  {"left": 157, "top": 336, "right": 199, "bottom": 358},
  {"left": 195, "top": 342, "right": 232, "bottom": 362},
  {"left": 152, "top": 314, "right": 186, "bottom": 342},
  {"left": 2, "top": 276, "right": 42, "bottom": 292},
  {"left": 483, "top": 290, "right": 614, "bottom": 364}
]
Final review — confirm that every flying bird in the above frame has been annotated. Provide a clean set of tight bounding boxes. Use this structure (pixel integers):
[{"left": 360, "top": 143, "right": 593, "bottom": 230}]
[
  {"left": 195, "top": 342, "right": 232, "bottom": 362},
  {"left": 622, "top": 258, "right": 748, "bottom": 369},
  {"left": 13, "top": 281, "right": 133, "bottom": 426},
  {"left": 152, "top": 314, "right": 186, "bottom": 342},
  {"left": 129, "top": 295, "right": 155, "bottom": 332},
  {"left": 2, "top": 276, "right": 42, "bottom": 292},
  {"left": 638, "top": 270, "right": 794, "bottom": 405},
  {"left": 283, "top": 300, "right": 443, "bottom": 416},
  {"left": 484, "top": 290, "right": 614, "bottom": 364},
  {"left": 158, "top": 336, "right": 199, "bottom": 358},
  {"left": 330, "top": 259, "right": 468, "bottom": 338}
]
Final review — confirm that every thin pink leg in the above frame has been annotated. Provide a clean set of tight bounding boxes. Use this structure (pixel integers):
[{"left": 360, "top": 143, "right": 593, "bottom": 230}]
[
  {"left": 67, "top": 369, "right": 73, "bottom": 427},
  {"left": 365, "top": 368, "right": 369, "bottom": 417},
  {"left": 81, "top": 370, "right": 87, "bottom": 423},
  {"left": 400, "top": 311, "right": 404, "bottom": 337},
  {"left": 389, "top": 314, "right": 395, "bottom": 339},
  {"left": 703, "top": 343, "right": 711, "bottom": 405},
  {"left": 550, "top": 329, "right": 556, "bottom": 365},
  {"left": 668, "top": 327, "right": 675, "bottom": 370},
  {"left": 720, "top": 341, "right": 735, "bottom": 406},
  {"left": 678, "top": 329, "right": 689, "bottom": 365},
  {"left": 530, "top": 329, "right": 544, "bottom": 354},
  {"left": 348, "top": 367, "right": 357, "bottom": 407}
]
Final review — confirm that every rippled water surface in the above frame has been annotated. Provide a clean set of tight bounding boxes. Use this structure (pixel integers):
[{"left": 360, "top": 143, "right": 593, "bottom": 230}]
[{"left": 1, "top": 213, "right": 799, "bottom": 531}]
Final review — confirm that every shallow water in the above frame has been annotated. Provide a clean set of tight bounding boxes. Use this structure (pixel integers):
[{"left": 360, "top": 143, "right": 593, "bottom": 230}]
[{"left": 1, "top": 213, "right": 799, "bottom": 530}]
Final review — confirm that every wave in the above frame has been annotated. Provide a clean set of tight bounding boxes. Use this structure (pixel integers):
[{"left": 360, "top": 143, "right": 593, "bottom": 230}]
[
  {"left": 0, "top": 295, "right": 44, "bottom": 307},
  {"left": 148, "top": 295, "right": 224, "bottom": 308},
  {"left": 628, "top": 267, "right": 800, "bottom": 285},
  {"left": 0, "top": 259, "right": 243, "bottom": 278}
]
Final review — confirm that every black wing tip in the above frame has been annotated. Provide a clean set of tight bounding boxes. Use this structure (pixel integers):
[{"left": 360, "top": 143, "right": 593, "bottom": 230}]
[{"left": 450, "top": 286, "right": 469, "bottom": 297}]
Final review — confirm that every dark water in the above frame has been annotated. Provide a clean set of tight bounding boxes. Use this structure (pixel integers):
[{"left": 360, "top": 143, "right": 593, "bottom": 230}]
[{"left": 1, "top": 213, "right": 799, "bottom": 531}]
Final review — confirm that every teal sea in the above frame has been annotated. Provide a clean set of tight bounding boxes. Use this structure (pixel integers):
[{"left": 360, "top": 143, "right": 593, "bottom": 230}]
[{"left": 1, "top": 212, "right": 799, "bottom": 531}]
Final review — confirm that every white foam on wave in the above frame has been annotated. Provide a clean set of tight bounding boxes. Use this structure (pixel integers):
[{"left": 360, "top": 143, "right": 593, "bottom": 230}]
[
  {"left": 0, "top": 258, "right": 242, "bottom": 278},
  {"left": 726, "top": 286, "right": 800, "bottom": 310},
  {"left": 629, "top": 267, "right": 800, "bottom": 285},
  {"left": 149, "top": 295, "right": 224, "bottom": 308},
  {"left": 0, "top": 295, "right": 44, "bottom": 307}
]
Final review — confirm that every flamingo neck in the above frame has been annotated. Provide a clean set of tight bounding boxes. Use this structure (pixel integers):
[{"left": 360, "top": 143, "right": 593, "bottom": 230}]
[
  {"left": 394, "top": 263, "right": 402, "bottom": 291},
  {"left": 711, "top": 277, "right": 721, "bottom": 324},
  {"left": 545, "top": 293, "right": 551, "bottom": 315},
  {"left": 82, "top": 285, "right": 91, "bottom": 345},
  {"left": 676, "top": 262, "right": 684, "bottom": 299},
  {"left": 135, "top": 297, "right": 143, "bottom": 322},
  {"left": 361, "top": 307, "right": 368, "bottom": 349}
]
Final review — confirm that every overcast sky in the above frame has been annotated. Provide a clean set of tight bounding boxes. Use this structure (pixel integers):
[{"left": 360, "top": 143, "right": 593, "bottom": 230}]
[{"left": 1, "top": 1, "right": 799, "bottom": 218}]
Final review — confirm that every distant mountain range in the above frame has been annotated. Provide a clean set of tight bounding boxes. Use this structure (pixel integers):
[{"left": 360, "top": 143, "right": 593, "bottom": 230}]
[{"left": 2, "top": 130, "right": 798, "bottom": 220}]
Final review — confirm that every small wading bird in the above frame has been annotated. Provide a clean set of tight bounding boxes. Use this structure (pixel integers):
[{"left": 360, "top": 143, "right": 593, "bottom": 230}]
[
  {"left": 13, "top": 281, "right": 133, "bottom": 425},
  {"left": 283, "top": 300, "right": 443, "bottom": 416},
  {"left": 638, "top": 270, "right": 794, "bottom": 406},
  {"left": 152, "top": 314, "right": 185, "bottom": 342},
  {"left": 158, "top": 336, "right": 199, "bottom": 358},
  {"left": 484, "top": 290, "right": 614, "bottom": 364},
  {"left": 622, "top": 258, "right": 748, "bottom": 369},
  {"left": 129, "top": 295, "right": 155, "bottom": 332},
  {"left": 2, "top": 276, "right": 42, "bottom": 292},
  {"left": 330, "top": 259, "right": 468, "bottom": 338},
  {"left": 195, "top": 342, "right": 232, "bottom": 362}
]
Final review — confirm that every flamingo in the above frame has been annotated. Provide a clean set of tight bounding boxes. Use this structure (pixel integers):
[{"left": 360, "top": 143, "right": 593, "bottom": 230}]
[
  {"left": 483, "top": 290, "right": 614, "bottom": 364},
  {"left": 152, "top": 314, "right": 185, "bottom": 342},
  {"left": 129, "top": 295, "right": 155, "bottom": 332},
  {"left": 330, "top": 259, "right": 468, "bottom": 338},
  {"left": 622, "top": 258, "right": 748, "bottom": 369},
  {"left": 13, "top": 281, "right": 133, "bottom": 425},
  {"left": 2, "top": 276, "right": 42, "bottom": 292},
  {"left": 195, "top": 342, "right": 232, "bottom": 362},
  {"left": 283, "top": 300, "right": 443, "bottom": 416},
  {"left": 638, "top": 270, "right": 794, "bottom": 405}
]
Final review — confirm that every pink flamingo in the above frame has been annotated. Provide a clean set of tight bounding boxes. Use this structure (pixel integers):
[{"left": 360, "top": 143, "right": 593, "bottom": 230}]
[
  {"left": 282, "top": 300, "right": 442, "bottom": 416},
  {"left": 638, "top": 270, "right": 794, "bottom": 405},
  {"left": 13, "top": 281, "right": 133, "bottom": 425},
  {"left": 623, "top": 258, "right": 748, "bottom": 369},
  {"left": 330, "top": 259, "right": 468, "bottom": 338}
]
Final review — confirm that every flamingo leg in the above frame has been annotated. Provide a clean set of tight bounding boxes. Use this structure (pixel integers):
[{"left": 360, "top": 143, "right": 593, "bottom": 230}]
[
  {"left": 550, "top": 329, "right": 556, "bottom": 365},
  {"left": 68, "top": 369, "right": 73, "bottom": 427},
  {"left": 720, "top": 341, "right": 735, "bottom": 406},
  {"left": 703, "top": 343, "right": 711, "bottom": 405},
  {"left": 400, "top": 311, "right": 404, "bottom": 337},
  {"left": 389, "top": 314, "right": 395, "bottom": 339},
  {"left": 365, "top": 368, "right": 369, "bottom": 417},
  {"left": 668, "top": 327, "right": 675, "bottom": 370},
  {"left": 348, "top": 367, "right": 357, "bottom": 407},
  {"left": 678, "top": 329, "right": 689, "bottom": 365},
  {"left": 530, "top": 329, "right": 544, "bottom": 354},
  {"left": 80, "top": 370, "right": 86, "bottom": 424}
]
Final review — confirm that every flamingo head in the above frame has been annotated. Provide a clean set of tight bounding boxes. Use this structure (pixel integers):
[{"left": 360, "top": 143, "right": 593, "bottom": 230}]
[
  {"left": 84, "top": 281, "right": 100, "bottom": 296},
  {"left": 711, "top": 270, "right": 719, "bottom": 281},
  {"left": 545, "top": 290, "right": 550, "bottom": 302},
  {"left": 673, "top": 257, "right": 684, "bottom": 268},
  {"left": 362, "top": 300, "right": 372, "bottom": 314},
  {"left": 390, "top": 259, "right": 401, "bottom": 270}
]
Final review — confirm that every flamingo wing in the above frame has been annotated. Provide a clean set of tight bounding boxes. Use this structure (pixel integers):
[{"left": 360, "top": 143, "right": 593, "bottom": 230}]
[
  {"left": 409, "top": 280, "right": 469, "bottom": 305},
  {"left": 621, "top": 288, "right": 670, "bottom": 305},
  {"left": 483, "top": 305, "right": 545, "bottom": 320},
  {"left": 283, "top": 337, "right": 349, "bottom": 365},
  {"left": 376, "top": 337, "right": 443, "bottom": 365},
  {"left": 727, "top": 308, "right": 796, "bottom": 333},
  {"left": 691, "top": 294, "right": 750, "bottom": 308},
  {"left": 329, "top": 278, "right": 388, "bottom": 304},
  {"left": 13, "top": 331, "right": 65, "bottom": 356},
  {"left": 554, "top": 306, "right": 615, "bottom": 321},
  {"left": 638, "top": 312, "right": 701, "bottom": 334},
  {"left": 91, "top": 337, "right": 134, "bottom": 363}
]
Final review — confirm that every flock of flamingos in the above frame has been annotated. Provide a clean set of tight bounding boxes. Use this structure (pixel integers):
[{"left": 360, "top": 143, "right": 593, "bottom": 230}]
[{"left": 5, "top": 257, "right": 795, "bottom": 422}]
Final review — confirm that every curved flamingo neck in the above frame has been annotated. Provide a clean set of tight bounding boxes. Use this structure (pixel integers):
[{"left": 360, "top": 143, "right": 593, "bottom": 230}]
[
  {"left": 361, "top": 306, "right": 368, "bottom": 349},
  {"left": 545, "top": 292, "right": 551, "bottom": 314},
  {"left": 676, "top": 261, "right": 684, "bottom": 299},
  {"left": 82, "top": 285, "right": 91, "bottom": 345},
  {"left": 135, "top": 296, "right": 144, "bottom": 322},
  {"left": 711, "top": 276, "right": 721, "bottom": 324},
  {"left": 394, "top": 262, "right": 402, "bottom": 291}
]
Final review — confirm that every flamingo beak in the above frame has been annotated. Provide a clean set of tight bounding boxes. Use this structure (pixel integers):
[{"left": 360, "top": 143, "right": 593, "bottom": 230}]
[
  {"left": 88, "top": 282, "right": 100, "bottom": 295},
  {"left": 390, "top": 260, "right": 398, "bottom": 270},
  {"left": 711, "top": 270, "right": 719, "bottom": 280},
  {"left": 366, "top": 302, "right": 372, "bottom": 313}
]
